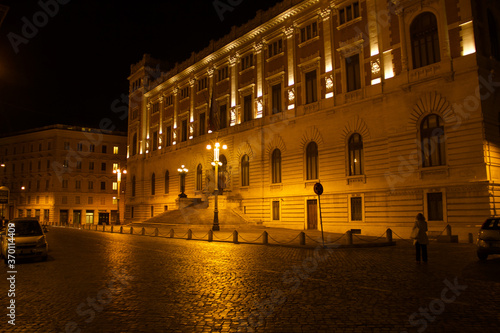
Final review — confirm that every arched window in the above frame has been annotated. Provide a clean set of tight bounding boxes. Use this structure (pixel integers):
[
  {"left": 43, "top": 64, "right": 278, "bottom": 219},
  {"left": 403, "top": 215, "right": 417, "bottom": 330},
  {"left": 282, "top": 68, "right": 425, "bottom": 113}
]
[
  {"left": 348, "top": 134, "right": 363, "bottom": 176},
  {"left": 132, "top": 133, "right": 137, "bottom": 156},
  {"left": 241, "top": 155, "right": 249, "bottom": 186},
  {"left": 196, "top": 164, "right": 203, "bottom": 191},
  {"left": 306, "top": 142, "right": 318, "bottom": 180},
  {"left": 132, "top": 175, "right": 136, "bottom": 197},
  {"left": 410, "top": 12, "right": 440, "bottom": 69},
  {"left": 272, "top": 149, "right": 282, "bottom": 184},
  {"left": 218, "top": 155, "right": 227, "bottom": 193},
  {"left": 151, "top": 173, "right": 156, "bottom": 195},
  {"left": 421, "top": 114, "right": 445, "bottom": 167},
  {"left": 164, "top": 170, "right": 169, "bottom": 194}
]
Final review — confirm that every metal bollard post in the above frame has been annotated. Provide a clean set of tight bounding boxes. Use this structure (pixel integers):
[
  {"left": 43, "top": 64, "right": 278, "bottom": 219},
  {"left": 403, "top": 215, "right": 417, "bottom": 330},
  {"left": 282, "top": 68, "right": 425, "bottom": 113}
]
[
  {"left": 386, "top": 228, "right": 393, "bottom": 243},
  {"left": 446, "top": 224, "right": 452, "bottom": 236},
  {"left": 120, "top": 226, "right": 123, "bottom": 234},
  {"left": 155, "top": 228, "right": 159, "bottom": 236},
  {"left": 103, "top": 225, "right": 105, "bottom": 232},
  {"left": 170, "top": 229, "right": 175, "bottom": 238},
  {"left": 468, "top": 233, "right": 474, "bottom": 243},
  {"left": 299, "top": 232, "right": 306, "bottom": 246},
  {"left": 142, "top": 227, "right": 145, "bottom": 236},
  {"left": 95, "top": 225, "right": 98, "bottom": 231},
  {"left": 130, "top": 227, "right": 134, "bottom": 234},
  {"left": 187, "top": 229, "right": 192, "bottom": 240},
  {"left": 111, "top": 225, "right": 114, "bottom": 233},
  {"left": 233, "top": 230, "right": 239, "bottom": 244},
  {"left": 262, "top": 231, "right": 268, "bottom": 245},
  {"left": 346, "top": 230, "right": 353, "bottom": 245},
  {"left": 208, "top": 230, "right": 213, "bottom": 242}
]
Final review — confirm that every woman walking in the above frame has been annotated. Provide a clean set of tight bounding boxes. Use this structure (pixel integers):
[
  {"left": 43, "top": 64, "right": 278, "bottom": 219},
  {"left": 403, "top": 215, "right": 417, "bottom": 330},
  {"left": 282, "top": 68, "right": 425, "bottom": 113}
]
[{"left": 412, "top": 213, "right": 429, "bottom": 263}]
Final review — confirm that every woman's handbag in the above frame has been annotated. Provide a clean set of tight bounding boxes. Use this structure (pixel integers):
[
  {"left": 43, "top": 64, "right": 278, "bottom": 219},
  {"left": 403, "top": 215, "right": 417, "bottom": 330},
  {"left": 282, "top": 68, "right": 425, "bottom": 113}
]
[{"left": 410, "top": 226, "right": 419, "bottom": 239}]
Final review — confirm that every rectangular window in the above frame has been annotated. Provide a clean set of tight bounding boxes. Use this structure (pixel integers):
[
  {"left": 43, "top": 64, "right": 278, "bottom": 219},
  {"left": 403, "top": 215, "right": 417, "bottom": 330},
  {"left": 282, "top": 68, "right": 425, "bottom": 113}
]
[
  {"left": 77, "top": 143, "right": 83, "bottom": 151},
  {"left": 86, "top": 210, "right": 94, "bottom": 224},
  {"left": 90, "top": 144, "right": 95, "bottom": 152},
  {"left": 427, "top": 192, "right": 443, "bottom": 221},
  {"left": 346, "top": 54, "right": 361, "bottom": 92},
  {"left": 181, "top": 86, "right": 190, "bottom": 99},
  {"left": 243, "top": 95, "right": 253, "bottom": 122},
  {"left": 219, "top": 104, "right": 227, "bottom": 129},
  {"left": 218, "top": 66, "right": 229, "bottom": 81},
  {"left": 88, "top": 181, "right": 93, "bottom": 190},
  {"left": 113, "top": 146, "right": 119, "bottom": 154},
  {"left": 305, "top": 70, "right": 317, "bottom": 104},
  {"left": 165, "top": 95, "right": 173, "bottom": 106},
  {"left": 112, "top": 182, "right": 118, "bottom": 190},
  {"left": 62, "top": 180, "right": 68, "bottom": 189},
  {"left": 102, "top": 145, "right": 107, "bottom": 154},
  {"left": 44, "top": 209, "right": 50, "bottom": 221},
  {"left": 199, "top": 113, "right": 206, "bottom": 136},
  {"left": 101, "top": 162, "right": 106, "bottom": 171},
  {"left": 152, "top": 131, "right": 158, "bottom": 151},
  {"left": 339, "top": 1, "right": 360, "bottom": 25},
  {"left": 76, "top": 161, "right": 82, "bottom": 170},
  {"left": 75, "top": 180, "right": 81, "bottom": 189},
  {"left": 198, "top": 77, "right": 207, "bottom": 91},
  {"left": 300, "top": 22, "right": 318, "bottom": 43},
  {"left": 181, "top": 120, "right": 188, "bottom": 142},
  {"left": 241, "top": 54, "right": 254, "bottom": 71},
  {"left": 45, "top": 180, "right": 49, "bottom": 190},
  {"left": 166, "top": 126, "right": 172, "bottom": 146},
  {"left": 272, "top": 201, "right": 280, "bottom": 220},
  {"left": 89, "top": 161, "right": 94, "bottom": 171},
  {"left": 272, "top": 84, "right": 282, "bottom": 114},
  {"left": 64, "top": 142, "right": 70, "bottom": 150},
  {"left": 268, "top": 39, "right": 283, "bottom": 58},
  {"left": 101, "top": 182, "right": 106, "bottom": 190},
  {"left": 350, "top": 197, "right": 362, "bottom": 221},
  {"left": 152, "top": 102, "right": 160, "bottom": 114}
]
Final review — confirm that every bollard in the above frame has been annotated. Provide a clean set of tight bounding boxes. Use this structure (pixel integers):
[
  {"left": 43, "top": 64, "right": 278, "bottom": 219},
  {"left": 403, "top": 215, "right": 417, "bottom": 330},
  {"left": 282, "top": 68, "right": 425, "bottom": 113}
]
[
  {"left": 111, "top": 225, "right": 114, "bottom": 233},
  {"left": 130, "top": 227, "right": 134, "bottom": 234},
  {"left": 120, "top": 226, "right": 123, "bottom": 234},
  {"left": 262, "top": 231, "right": 268, "bottom": 245},
  {"left": 95, "top": 225, "right": 98, "bottom": 231},
  {"left": 386, "top": 228, "right": 393, "bottom": 243},
  {"left": 103, "top": 225, "right": 105, "bottom": 232},
  {"left": 346, "top": 230, "right": 353, "bottom": 245},
  {"left": 233, "top": 230, "right": 239, "bottom": 244},
  {"left": 155, "top": 228, "right": 159, "bottom": 236},
  {"left": 299, "top": 232, "right": 306, "bottom": 246},
  {"left": 468, "top": 233, "right": 474, "bottom": 243},
  {"left": 187, "top": 229, "right": 192, "bottom": 240},
  {"left": 142, "top": 227, "right": 145, "bottom": 236},
  {"left": 208, "top": 230, "right": 213, "bottom": 242},
  {"left": 445, "top": 224, "right": 452, "bottom": 236},
  {"left": 170, "top": 229, "right": 175, "bottom": 238}
]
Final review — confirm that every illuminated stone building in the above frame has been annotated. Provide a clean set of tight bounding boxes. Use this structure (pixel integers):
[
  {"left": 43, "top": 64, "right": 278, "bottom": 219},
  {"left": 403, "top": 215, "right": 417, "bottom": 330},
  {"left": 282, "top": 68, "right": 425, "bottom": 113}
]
[
  {"left": 0, "top": 125, "right": 127, "bottom": 224},
  {"left": 126, "top": 0, "right": 500, "bottom": 240}
]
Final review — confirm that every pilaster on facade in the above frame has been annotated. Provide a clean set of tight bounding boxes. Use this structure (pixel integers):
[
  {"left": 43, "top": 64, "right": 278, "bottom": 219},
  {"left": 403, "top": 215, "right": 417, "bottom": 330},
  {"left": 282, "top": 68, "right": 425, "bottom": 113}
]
[
  {"left": 254, "top": 41, "right": 264, "bottom": 118},
  {"left": 229, "top": 53, "right": 239, "bottom": 124},
  {"left": 173, "top": 86, "right": 179, "bottom": 145}
]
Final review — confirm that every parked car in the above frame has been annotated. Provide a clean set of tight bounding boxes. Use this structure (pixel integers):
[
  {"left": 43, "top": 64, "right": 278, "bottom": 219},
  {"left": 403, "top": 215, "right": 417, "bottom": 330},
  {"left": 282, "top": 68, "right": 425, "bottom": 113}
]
[
  {"left": 477, "top": 217, "right": 500, "bottom": 260},
  {"left": 0, "top": 218, "right": 48, "bottom": 263}
]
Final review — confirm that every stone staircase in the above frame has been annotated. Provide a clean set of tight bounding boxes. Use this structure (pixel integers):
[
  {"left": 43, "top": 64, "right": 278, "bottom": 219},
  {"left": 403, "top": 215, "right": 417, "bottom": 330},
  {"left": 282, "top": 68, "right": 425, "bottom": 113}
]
[{"left": 139, "top": 200, "right": 252, "bottom": 226}]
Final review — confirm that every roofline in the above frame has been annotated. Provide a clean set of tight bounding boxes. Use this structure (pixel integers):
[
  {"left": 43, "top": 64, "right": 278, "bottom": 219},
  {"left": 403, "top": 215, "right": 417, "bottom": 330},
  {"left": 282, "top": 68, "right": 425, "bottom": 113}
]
[{"left": 0, "top": 124, "right": 127, "bottom": 139}]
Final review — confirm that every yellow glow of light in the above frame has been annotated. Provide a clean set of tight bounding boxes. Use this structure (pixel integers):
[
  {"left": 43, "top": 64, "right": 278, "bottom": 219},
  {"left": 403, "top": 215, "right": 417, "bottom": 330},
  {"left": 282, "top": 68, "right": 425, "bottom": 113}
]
[
  {"left": 207, "top": 144, "right": 212, "bottom": 150},
  {"left": 460, "top": 21, "right": 476, "bottom": 56},
  {"left": 383, "top": 50, "right": 394, "bottom": 79},
  {"left": 371, "top": 78, "right": 381, "bottom": 85},
  {"left": 325, "top": 92, "right": 334, "bottom": 99},
  {"left": 222, "top": 145, "right": 227, "bottom": 150},
  {"left": 288, "top": 104, "right": 295, "bottom": 110}
]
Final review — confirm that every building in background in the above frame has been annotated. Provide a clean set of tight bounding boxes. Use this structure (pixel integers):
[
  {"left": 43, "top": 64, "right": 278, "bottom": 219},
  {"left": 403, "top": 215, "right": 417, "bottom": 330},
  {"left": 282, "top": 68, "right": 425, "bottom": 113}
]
[
  {"left": 0, "top": 124, "right": 127, "bottom": 224},
  {"left": 126, "top": 0, "right": 500, "bottom": 241}
]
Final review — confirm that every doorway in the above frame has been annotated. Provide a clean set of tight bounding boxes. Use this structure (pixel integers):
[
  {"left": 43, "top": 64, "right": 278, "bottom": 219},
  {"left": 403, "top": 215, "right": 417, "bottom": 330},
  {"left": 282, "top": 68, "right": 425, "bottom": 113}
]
[{"left": 307, "top": 199, "right": 318, "bottom": 230}]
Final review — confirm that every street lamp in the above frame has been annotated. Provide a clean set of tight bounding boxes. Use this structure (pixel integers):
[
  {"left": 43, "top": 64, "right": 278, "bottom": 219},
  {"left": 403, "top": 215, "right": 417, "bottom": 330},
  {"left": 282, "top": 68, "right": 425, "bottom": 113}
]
[
  {"left": 177, "top": 165, "right": 188, "bottom": 198},
  {"left": 113, "top": 166, "right": 127, "bottom": 224},
  {"left": 206, "top": 142, "right": 227, "bottom": 231}
]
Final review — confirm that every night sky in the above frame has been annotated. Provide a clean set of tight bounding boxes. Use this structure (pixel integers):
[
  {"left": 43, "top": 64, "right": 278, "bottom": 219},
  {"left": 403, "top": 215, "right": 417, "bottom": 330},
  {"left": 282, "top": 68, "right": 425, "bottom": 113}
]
[{"left": 0, "top": 0, "right": 282, "bottom": 135}]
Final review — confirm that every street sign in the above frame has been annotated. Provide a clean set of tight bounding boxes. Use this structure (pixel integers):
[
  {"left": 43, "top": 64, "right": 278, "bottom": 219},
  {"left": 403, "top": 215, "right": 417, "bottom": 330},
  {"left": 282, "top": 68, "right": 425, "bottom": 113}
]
[
  {"left": 0, "top": 186, "right": 9, "bottom": 204},
  {"left": 314, "top": 182, "right": 323, "bottom": 195}
]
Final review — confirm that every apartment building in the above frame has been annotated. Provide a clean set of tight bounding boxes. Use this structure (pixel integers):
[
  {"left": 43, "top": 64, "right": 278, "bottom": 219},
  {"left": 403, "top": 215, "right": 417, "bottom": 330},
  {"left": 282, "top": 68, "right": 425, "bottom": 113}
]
[{"left": 0, "top": 125, "right": 127, "bottom": 224}]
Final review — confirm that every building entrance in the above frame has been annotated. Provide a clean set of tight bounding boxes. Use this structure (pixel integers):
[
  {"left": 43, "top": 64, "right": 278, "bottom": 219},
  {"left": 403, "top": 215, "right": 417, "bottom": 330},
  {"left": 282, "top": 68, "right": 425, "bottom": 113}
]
[{"left": 307, "top": 199, "right": 318, "bottom": 230}]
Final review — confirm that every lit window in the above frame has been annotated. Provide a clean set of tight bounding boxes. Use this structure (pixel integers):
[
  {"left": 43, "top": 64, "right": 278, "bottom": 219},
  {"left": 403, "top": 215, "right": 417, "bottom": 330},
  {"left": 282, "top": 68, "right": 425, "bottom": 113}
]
[
  {"left": 113, "top": 146, "right": 119, "bottom": 154},
  {"left": 306, "top": 142, "right": 318, "bottom": 180},
  {"left": 348, "top": 134, "right": 363, "bottom": 176},
  {"left": 420, "top": 114, "right": 445, "bottom": 167}
]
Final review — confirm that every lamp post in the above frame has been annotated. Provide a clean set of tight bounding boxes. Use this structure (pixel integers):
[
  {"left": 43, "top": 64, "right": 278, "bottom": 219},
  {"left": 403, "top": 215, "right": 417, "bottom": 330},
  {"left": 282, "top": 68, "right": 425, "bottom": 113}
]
[
  {"left": 206, "top": 142, "right": 227, "bottom": 231},
  {"left": 177, "top": 165, "right": 188, "bottom": 198},
  {"left": 113, "top": 166, "right": 127, "bottom": 224}
]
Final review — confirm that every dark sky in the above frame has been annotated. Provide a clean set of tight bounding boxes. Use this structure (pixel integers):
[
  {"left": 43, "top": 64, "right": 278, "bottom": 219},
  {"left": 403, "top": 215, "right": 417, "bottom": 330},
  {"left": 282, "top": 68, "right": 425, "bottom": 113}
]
[{"left": 0, "top": 0, "right": 282, "bottom": 135}]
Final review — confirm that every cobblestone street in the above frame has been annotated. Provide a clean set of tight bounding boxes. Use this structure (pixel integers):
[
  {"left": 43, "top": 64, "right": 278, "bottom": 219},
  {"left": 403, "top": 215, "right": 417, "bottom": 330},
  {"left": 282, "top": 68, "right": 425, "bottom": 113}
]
[{"left": 2, "top": 227, "right": 500, "bottom": 332}]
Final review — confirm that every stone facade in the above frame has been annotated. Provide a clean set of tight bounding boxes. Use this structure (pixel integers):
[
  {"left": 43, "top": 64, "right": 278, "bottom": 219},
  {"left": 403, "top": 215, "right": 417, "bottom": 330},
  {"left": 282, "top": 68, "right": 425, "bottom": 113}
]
[
  {"left": 126, "top": 0, "right": 500, "bottom": 240},
  {"left": 0, "top": 125, "right": 127, "bottom": 224}
]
